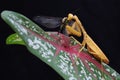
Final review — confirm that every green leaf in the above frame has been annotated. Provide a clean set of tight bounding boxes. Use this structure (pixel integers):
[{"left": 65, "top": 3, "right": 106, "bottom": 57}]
[
  {"left": 6, "top": 33, "right": 25, "bottom": 45},
  {"left": 1, "top": 10, "right": 120, "bottom": 80}
]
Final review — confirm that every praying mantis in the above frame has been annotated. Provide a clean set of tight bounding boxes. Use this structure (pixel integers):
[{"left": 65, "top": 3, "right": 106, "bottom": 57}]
[
  {"left": 33, "top": 13, "right": 109, "bottom": 64},
  {"left": 64, "top": 13, "right": 109, "bottom": 64}
]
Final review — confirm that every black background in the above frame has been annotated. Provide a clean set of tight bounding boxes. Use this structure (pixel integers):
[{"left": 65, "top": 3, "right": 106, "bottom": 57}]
[{"left": 0, "top": 0, "right": 120, "bottom": 80}]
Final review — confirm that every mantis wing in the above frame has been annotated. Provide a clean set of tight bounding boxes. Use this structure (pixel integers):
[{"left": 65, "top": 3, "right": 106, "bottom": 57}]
[{"left": 86, "top": 34, "right": 109, "bottom": 64}]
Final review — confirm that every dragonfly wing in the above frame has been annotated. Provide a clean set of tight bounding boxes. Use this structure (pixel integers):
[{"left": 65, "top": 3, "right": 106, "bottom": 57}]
[{"left": 33, "top": 16, "right": 63, "bottom": 29}]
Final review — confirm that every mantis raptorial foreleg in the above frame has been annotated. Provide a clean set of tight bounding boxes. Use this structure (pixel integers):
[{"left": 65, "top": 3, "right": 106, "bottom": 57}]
[{"left": 65, "top": 13, "right": 109, "bottom": 64}]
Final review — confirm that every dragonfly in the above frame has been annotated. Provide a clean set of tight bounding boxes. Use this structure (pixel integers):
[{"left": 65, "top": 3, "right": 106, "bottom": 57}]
[{"left": 33, "top": 13, "right": 109, "bottom": 64}]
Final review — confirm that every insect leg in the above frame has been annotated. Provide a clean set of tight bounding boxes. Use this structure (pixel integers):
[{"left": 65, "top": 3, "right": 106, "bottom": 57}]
[
  {"left": 66, "top": 14, "right": 86, "bottom": 53},
  {"left": 66, "top": 25, "right": 81, "bottom": 37}
]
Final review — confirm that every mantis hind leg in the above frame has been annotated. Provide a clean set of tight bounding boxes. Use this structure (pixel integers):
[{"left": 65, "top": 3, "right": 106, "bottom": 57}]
[
  {"left": 78, "top": 37, "right": 86, "bottom": 53},
  {"left": 70, "top": 36, "right": 86, "bottom": 53}
]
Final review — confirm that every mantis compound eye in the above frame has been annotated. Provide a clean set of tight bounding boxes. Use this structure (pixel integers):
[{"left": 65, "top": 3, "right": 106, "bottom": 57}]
[{"left": 67, "top": 13, "right": 74, "bottom": 20}]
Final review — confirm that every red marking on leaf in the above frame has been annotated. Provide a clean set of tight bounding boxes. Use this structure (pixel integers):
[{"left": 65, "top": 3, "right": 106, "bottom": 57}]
[
  {"left": 26, "top": 29, "right": 115, "bottom": 79},
  {"left": 78, "top": 52, "right": 115, "bottom": 79}
]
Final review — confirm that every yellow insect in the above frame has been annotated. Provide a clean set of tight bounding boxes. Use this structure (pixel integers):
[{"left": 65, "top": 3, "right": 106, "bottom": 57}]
[{"left": 65, "top": 13, "right": 109, "bottom": 64}]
